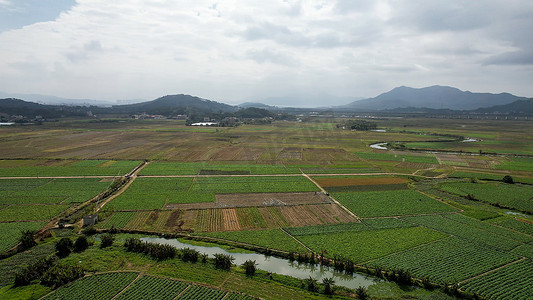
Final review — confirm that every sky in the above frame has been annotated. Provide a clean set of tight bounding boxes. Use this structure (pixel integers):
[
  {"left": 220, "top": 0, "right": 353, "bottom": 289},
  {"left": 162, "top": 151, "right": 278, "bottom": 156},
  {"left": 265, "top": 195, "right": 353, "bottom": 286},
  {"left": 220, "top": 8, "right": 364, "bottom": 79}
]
[{"left": 0, "top": 1, "right": 532, "bottom": 107}]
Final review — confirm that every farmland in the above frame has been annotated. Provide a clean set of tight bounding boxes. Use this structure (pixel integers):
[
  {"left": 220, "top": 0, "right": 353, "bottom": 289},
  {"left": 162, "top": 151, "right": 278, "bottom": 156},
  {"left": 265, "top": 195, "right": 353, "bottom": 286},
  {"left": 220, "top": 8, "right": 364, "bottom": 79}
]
[{"left": 0, "top": 117, "right": 532, "bottom": 299}]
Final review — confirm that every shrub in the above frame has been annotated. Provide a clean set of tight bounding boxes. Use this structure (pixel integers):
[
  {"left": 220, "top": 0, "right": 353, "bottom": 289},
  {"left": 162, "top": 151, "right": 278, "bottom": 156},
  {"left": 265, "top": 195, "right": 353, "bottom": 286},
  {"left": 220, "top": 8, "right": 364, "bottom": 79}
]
[
  {"left": 355, "top": 286, "right": 369, "bottom": 300},
  {"left": 19, "top": 230, "right": 36, "bottom": 249},
  {"left": 503, "top": 175, "right": 514, "bottom": 184},
  {"left": 40, "top": 264, "right": 85, "bottom": 288},
  {"left": 100, "top": 233, "right": 114, "bottom": 248},
  {"left": 14, "top": 256, "right": 57, "bottom": 286}
]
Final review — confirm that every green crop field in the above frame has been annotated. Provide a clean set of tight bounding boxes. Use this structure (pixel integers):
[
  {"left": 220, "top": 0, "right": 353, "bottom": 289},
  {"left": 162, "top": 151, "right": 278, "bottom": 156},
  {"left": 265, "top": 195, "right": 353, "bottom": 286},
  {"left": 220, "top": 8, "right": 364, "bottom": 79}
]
[
  {"left": 460, "top": 259, "right": 533, "bottom": 300},
  {"left": 285, "top": 218, "right": 413, "bottom": 236},
  {"left": 0, "top": 159, "right": 141, "bottom": 177},
  {"left": 494, "top": 157, "right": 533, "bottom": 172},
  {"left": 354, "top": 152, "right": 439, "bottom": 164},
  {"left": 190, "top": 176, "right": 320, "bottom": 194},
  {"left": 0, "top": 204, "right": 70, "bottom": 221},
  {"left": 197, "top": 229, "right": 308, "bottom": 253},
  {"left": 0, "top": 178, "right": 110, "bottom": 204},
  {"left": 439, "top": 182, "right": 533, "bottom": 213},
  {"left": 368, "top": 237, "right": 519, "bottom": 283},
  {"left": 115, "top": 275, "right": 188, "bottom": 300},
  {"left": 488, "top": 216, "right": 533, "bottom": 236},
  {"left": 178, "top": 284, "right": 227, "bottom": 300},
  {"left": 98, "top": 212, "right": 136, "bottom": 229},
  {"left": 402, "top": 215, "right": 525, "bottom": 251},
  {"left": 332, "top": 190, "right": 457, "bottom": 217},
  {"left": 0, "top": 221, "right": 46, "bottom": 252},
  {"left": 43, "top": 272, "right": 139, "bottom": 300},
  {"left": 295, "top": 226, "right": 448, "bottom": 263}
]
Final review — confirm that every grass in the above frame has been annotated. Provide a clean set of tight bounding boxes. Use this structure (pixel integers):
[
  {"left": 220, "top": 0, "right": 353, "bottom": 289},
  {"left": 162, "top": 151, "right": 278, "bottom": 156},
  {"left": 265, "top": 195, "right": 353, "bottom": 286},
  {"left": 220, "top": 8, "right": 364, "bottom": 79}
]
[{"left": 332, "top": 190, "right": 457, "bottom": 217}]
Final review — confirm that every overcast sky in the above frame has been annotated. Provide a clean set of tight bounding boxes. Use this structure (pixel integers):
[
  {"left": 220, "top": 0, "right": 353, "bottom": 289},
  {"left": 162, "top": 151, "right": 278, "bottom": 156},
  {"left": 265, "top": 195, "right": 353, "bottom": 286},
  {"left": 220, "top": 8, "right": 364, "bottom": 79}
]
[{"left": 0, "top": 1, "right": 532, "bottom": 106}]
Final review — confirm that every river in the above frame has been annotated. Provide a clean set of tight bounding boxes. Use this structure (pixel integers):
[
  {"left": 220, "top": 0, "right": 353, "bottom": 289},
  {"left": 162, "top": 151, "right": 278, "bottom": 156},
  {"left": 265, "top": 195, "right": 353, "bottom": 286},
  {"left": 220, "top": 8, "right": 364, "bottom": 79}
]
[{"left": 142, "top": 237, "right": 380, "bottom": 290}]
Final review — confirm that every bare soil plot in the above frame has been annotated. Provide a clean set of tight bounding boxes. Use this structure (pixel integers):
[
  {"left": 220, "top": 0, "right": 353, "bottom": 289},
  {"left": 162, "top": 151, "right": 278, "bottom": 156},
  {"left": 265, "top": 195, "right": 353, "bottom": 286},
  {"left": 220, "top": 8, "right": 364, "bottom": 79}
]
[
  {"left": 222, "top": 208, "right": 241, "bottom": 231},
  {"left": 280, "top": 205, "right": 323, "bottom": 227},
  {"left": 308, "top": 204, "right": 357, "bottom": 223},
  {"left": 302, "top": 148, "right": 359, "bottom": 161},
  {"left": 209, "top": 146, "right": 241, "bottom": 161},
  {"left": 277, "top": 148, "right": 301, "bottom": 160}
]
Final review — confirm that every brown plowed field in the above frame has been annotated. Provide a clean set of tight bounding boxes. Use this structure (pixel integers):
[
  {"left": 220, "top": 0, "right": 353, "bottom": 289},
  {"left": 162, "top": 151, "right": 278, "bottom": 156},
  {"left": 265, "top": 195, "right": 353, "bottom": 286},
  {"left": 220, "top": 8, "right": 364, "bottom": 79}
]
[
  {"left": 310, "top": 204, "right": 356, "bottom": 223},
  {"left": 222, "top": 208, "right": 241, "bottom": 231},
  {"left": 280, "top": 205, "right": 323, "bottom": 227},
  {"left": 315, "top": 177, "right": 407, "bottom": 187}
]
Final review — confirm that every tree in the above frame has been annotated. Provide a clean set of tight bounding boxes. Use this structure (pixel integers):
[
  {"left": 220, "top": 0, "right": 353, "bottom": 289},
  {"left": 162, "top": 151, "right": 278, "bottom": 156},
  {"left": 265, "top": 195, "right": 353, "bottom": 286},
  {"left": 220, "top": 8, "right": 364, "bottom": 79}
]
[
  {"left": 322, "top": 277, "right": 335, "bottom": 295},
  {"left": 19, "top": 230, "right": 36, "bottom": 249},
  {"left": 503, "top": 175, "right": 514, "bottom": 184},
  {"left": 355, "top": 286, "right": 369, "bottom": 300},
  {"left": 214, "top": 253, "right": 234, "bottom": 270},
  {"left": 242, "top": 260, "right": 257, "bottom": 276},
  {"left": 55, "top": 238, "right": 73, "bottom": 258},
  {"left": 100, "top": 233, "right": 114, "bottom": 248},
  {"left": 74, "top": 236, "right": 89, "bottom": 252},
  {"left": 304, "top": 276, "right": 318, "bottom": 292}
]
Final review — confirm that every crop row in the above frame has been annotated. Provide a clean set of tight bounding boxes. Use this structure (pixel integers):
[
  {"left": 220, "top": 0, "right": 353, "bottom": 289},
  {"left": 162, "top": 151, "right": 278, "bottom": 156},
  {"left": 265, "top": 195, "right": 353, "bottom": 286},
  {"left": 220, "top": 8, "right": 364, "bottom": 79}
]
[
  {"left": 0, "top": 204, "right": 70, "bottom": 222},
  {"left": 367, "top": 237, "right": 519, "bottom": 283},
  {"left": 285, "top": 218, "right": 413, "bottom": 236},
  {"left": 116, "top": 275, "right": 188, "bottom": 299},
  {"left": 402, "top": 215, "right": 524, "bottom": 251},
  {"left": 0, "top": 221, "right": 46, "bottom": 252},
  {"left": 98, "top": 212, "right": 136, "bottom": 229},
  {"left": 43, "top": 272, "right": 139, "bottom": 300},
  {"left": 354, "top": 152, "right": 439, "bottom": 164},
  {"left": 494, "top": 157, "right": 533, "bottom": 172},
  {"left": 460, "top": 259, "right": 533, "bottom": 299},
  {"left": 332, "top": 190, "right": 457, "bottom": 218}
]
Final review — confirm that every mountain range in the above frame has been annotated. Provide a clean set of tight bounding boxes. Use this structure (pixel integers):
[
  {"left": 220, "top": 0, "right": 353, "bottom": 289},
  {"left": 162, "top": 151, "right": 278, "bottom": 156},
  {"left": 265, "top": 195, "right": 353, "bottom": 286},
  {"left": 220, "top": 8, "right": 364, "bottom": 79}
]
[{"left": 1, "top": 86, "right": 532, "bottom": 118}]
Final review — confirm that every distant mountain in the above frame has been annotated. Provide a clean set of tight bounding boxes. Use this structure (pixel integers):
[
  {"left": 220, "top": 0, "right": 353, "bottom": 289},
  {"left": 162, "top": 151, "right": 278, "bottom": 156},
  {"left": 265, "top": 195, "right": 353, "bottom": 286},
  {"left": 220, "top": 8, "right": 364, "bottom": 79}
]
[
  {"left": 238, "top": 102, "right": 279, "bottom": 109},
  {"left": 474, "top": 99, "right": 533, "bottom": 114},
  {"left": 0, "top": 91, "right": 115, "bottom": 106},
  {"left": 110, "top": 94, "right": 237, "bottom": 114},
  {"left": 341, "top": 86, "right": 527, "bottom": 111},
  {"left": 0, "top": 98, "right": 94, "bottom": 118},
  {"left": 260, "top": 93, "right": 363, "bottom": 108}
]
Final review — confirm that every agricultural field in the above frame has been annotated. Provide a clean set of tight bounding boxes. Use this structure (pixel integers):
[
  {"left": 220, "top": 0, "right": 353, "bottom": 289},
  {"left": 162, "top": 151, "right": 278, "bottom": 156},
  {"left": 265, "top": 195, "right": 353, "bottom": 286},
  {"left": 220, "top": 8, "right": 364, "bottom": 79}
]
[
  {"left": 115, "top": 275, "right": 188, "bottom": 299},
  {"left": 313, "top": 175, "right": 409, "bottom": 192},
  {"left": 488, "top": 216, "right": 533, "bottom": 236},
  {"left": 439, "top": 181, "right": 533, "bottom": 213},
  {"left": 0, "top": 221, "right": 46, "bottom": 252},
  {"left": 332, "top": 189, "right": 458, "bottom": 217},
  {"left": 459, "top": 259, "right": 533, "bottom": 300},
  {"left": 367, "top": 237, "right": 520, "bottom": 283},
  {"left": 0, "top": 159, "right": 141, "bottom": 177},
  {"left": 354, "top": 152, "right": 439, "bottom": 165},
  {"left": 295, "top": 226, "right": 448, "bottom": 263}
]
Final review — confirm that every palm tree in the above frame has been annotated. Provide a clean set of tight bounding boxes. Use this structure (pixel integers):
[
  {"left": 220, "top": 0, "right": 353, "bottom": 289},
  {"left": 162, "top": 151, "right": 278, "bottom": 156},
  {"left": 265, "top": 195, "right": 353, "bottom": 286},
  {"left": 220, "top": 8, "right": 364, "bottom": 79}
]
[
  {"left": 322, "top": 277, "right": 335, "bottom": 295},
  {"left": 304, "top": 276, "right": 318, "bottom": 292}
]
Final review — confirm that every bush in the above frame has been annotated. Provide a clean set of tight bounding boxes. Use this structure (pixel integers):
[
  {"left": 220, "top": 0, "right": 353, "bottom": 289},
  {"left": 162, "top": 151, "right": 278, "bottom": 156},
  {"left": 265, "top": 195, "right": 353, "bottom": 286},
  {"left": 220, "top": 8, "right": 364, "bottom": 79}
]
[
  {"left": 55, "top": 238, "right": 73, "bottom": 258},
  {"left": 181, "top": 248, "right": 199, "bottom": 263},
  {"left": 74, "top": 236, "right": 89, "bottom": 252},
  {"left": 503, "top": 175, "right": 514, "bottom": 184},
  {"left": 100, "top": 233, "right": 114, "bottom": 248},
  {"left": 19, "top": 230, "right": 36, "bottom": 250},
  {"left": 355, "top": 286, "right": 369, "bottom": 300},
  {"left": 40, "top": 264, "right": 85, "bottom": 288},
  {"left": 14, "top": 256, "right": 58, "bottom": 286}
]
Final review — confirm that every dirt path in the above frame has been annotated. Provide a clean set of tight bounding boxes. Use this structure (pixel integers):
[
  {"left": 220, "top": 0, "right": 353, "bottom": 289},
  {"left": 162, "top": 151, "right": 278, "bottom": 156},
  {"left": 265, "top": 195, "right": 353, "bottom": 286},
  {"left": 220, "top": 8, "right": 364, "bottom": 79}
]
[
  {"left": 95, "top": 161, "right": 149, "bottom": 212},
  {"left": 300, "top": 172, "right": 360, "bottom": 220},
  {"left": 281, "top": 228, "right": 312, "bottom": 252}
]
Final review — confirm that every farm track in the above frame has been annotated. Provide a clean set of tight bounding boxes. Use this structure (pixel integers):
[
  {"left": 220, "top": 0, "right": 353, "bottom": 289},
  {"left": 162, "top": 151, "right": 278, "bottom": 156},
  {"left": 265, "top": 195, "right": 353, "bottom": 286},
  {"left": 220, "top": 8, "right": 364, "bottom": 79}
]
[{"left": 96, "top": 161, "right": 149, "bottom": 212}]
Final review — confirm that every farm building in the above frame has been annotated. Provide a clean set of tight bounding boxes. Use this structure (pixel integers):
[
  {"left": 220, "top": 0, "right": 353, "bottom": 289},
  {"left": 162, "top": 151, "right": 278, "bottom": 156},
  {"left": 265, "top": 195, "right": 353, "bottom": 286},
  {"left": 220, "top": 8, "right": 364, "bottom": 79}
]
[{"left": 83, "top": 214, "right": 99, "bottom": 227}]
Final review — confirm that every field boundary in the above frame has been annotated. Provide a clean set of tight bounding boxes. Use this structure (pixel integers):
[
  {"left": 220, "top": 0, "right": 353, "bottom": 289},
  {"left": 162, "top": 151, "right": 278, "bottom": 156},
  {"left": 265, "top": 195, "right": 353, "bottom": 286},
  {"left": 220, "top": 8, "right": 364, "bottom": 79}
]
[{"left": 457, "top": 257, "right": 527, "bottom": 286}]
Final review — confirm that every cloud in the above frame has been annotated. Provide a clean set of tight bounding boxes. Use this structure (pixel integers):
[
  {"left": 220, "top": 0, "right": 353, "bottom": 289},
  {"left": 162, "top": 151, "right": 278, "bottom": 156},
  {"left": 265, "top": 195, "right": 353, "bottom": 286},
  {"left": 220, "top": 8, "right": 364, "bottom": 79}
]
[{"left": 0, "top": 0, "right": 531, "bottom": 103}]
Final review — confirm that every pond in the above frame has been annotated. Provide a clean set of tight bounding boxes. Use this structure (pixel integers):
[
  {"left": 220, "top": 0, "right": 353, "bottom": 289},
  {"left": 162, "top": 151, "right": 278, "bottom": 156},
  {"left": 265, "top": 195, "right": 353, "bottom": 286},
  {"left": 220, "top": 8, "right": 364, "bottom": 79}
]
[{"left": 142, "top": 237, "right": 380, "bottom": 290}]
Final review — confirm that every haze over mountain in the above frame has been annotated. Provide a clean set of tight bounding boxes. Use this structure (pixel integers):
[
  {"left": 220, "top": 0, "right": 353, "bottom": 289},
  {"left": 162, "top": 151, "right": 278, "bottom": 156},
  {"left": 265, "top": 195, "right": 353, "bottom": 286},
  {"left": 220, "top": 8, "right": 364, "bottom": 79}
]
[{"left": 341, "top": 86, "right": 528, "bottom": 111}]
